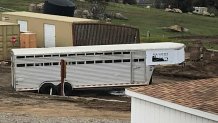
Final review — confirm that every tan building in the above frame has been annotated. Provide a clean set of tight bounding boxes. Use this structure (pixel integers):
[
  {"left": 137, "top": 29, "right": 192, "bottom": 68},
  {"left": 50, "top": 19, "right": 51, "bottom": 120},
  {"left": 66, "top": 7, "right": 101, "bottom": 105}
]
[{"left": 1, "top": 12, "right": 97, "bottom": 48}]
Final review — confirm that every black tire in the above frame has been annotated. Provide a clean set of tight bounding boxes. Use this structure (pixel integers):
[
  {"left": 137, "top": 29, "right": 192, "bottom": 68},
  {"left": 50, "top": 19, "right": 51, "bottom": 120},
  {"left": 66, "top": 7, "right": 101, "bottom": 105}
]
[
  {"left": 57, "top": 82, "right": 72, "bottom": 96},
  {"left": 148, "top": 76, "right": 153, "bottom": 85},
  {"left": 39, "top": 83, "right": 57, "bottom": 95}
]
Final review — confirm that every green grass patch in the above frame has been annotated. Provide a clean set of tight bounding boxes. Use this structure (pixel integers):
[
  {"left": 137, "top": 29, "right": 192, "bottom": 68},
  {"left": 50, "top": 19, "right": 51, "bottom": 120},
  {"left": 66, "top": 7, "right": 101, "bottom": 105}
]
[
  {"left": 202, "top": 42, "right": 218, "bottom": 50},
  {"left": 140, "top": 36, "right": 175, "bottom": 43}
]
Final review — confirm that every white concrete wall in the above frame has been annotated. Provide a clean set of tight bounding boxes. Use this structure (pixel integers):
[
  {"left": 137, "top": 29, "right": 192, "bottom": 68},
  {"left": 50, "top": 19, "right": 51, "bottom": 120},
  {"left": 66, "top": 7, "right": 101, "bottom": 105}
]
[{"left": 131, "top": 97, "right": 218, "bottom": 123}]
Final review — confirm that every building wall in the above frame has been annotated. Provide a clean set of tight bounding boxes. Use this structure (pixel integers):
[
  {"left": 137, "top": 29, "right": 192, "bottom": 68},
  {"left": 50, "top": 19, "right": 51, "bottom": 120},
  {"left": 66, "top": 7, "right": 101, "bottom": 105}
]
[
  {"left": 1, "top": 14, "right": 73, "bottom": 47},
  {"left": 0, "top": 23, "right": 20, "bottom": 61},
  {"left": 131, "top": 97, "right": 218, "bottom": 123}
]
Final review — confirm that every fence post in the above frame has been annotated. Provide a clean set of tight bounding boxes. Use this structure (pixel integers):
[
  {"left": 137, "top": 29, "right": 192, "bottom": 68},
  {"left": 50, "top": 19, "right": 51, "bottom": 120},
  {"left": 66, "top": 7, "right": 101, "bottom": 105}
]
[{"left": 60, "top": 59, "right": 66, "bottom": 96}]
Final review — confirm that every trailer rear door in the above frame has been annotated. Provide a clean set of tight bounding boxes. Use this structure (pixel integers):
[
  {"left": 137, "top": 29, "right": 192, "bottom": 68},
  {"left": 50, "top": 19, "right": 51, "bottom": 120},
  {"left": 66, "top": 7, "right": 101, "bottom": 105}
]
[{"left": 131, "top": 51, "right": 146, "bottom": 83}]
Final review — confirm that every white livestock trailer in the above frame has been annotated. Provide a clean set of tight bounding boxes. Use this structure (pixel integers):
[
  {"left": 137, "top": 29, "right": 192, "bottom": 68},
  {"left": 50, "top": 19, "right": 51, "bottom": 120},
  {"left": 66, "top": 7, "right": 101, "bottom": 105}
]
[{"left": 11, "top": 42, "right": 185, "bottom": 95}]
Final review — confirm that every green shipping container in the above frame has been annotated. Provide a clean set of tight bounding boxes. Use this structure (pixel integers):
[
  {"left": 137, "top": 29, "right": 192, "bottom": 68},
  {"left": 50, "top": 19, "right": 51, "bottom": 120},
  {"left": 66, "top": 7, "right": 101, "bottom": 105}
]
[{"left": 0, "top": 21, "right": 20, "bottom": 61}]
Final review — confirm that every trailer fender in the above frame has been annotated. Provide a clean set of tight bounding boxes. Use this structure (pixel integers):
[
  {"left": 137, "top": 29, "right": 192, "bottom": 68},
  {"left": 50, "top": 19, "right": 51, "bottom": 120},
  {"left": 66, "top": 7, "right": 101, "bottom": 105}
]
[
  {"left": 39, "top": 83, "right": 57, "bottom": 95},
  {"left": 57, "top": 82, "right": 73, "bottom": 96}
]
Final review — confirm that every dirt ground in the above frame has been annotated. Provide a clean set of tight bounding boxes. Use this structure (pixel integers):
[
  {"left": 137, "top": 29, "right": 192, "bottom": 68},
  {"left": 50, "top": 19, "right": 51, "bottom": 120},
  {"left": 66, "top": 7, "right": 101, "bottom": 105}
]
[
  {"left": 0, "top": 65, "right": 193, "bottom": 121},
  {"left": 0, "top": 66, "right": 131, "bottom": 120}
]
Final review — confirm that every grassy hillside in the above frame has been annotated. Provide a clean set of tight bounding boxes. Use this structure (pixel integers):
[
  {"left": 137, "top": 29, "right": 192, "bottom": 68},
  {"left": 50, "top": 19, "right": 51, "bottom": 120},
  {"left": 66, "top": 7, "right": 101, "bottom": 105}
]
[
  {"left": 1, "top": 0, "right": 218, "bottom": 41},
  {"left": 107, "top": 3, "right": 218, "bottom": 38},
  {"left": 0, "top": 0, "right": 44, "bottom": 11}
]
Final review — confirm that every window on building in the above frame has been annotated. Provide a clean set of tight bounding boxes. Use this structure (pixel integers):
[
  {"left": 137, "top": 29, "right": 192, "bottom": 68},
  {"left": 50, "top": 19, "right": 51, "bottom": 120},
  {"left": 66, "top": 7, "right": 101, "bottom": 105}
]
[
  {"left": 17, "top": 64, "right": 25, "bottom": 67},
  {"left": 114, "top": 52, "right": 122, "bottom": 55},
  {"left": 60, "top": 54, "right": 67, "bottom": 57},
  {"left": 86, "top": 61, "right": 95, "bottom": 64},
  {"left": 68, "top": 54, "right": 75, "bottom": 56},
  {"left": 134, "top": 59, "right": 139, "bottom": 62},
  {"left": 16, "top": 56, "right": 25, "bottom": 59},
  {"left": 35, "top": 55, "right": 43, "bottom": 58},
  {"left": 123, "top": 52, "right": 130, "bottom": 54},
  {"left": 86, "top": 53, "right": 94, "bottom": 56},
  {"left": 105, "top": 60, "right": 113, "bottom": 63},
  {"left": 95, "top": 60, "right": 103, "bottom": 64},
  {"left": 123, "top": 59, "right": 130, "bottom": 62},
  {"left": 44, "top": 63, "right": 51, "bottom": 66},
  {"left": 69, "top": 62, "right": 76, "bottom": 65},
  {"left": 35, "top": 63, "right": 43, "bottom": 66},
  {"left": 77, "top": 61, "right": 85, "bottom": 64},
  {"left": 95, "top": 52, "right": 104, "bottom": 55},
  {"left": 53, "top": 62, "right": 59, "bottom": 65},
  {"left": 114, "top": 60, "right": 122, "bottom": 63},
  {"left": 27, "top": 63, "right": 34, "bottom": 67},
  {"left": 44, "top": 55, "right": 51, "bottom": 57},
  {"left": 52, "top": 54, "right": 59, "bottom": 57},
  {"left": 77, "top": 53, "right": 85, "bottom": 56},
  {"left": 104, "top": 52, "right": 112, "bottom": 55},
  {"left": 139, "top": 59, "right": 144, "bottom": 62},
  {"left": 18, "top": 20, "right": 28, "bottom": 32},
  {"left": 26, "top": 56, "right": 34, "bottom": 58}
]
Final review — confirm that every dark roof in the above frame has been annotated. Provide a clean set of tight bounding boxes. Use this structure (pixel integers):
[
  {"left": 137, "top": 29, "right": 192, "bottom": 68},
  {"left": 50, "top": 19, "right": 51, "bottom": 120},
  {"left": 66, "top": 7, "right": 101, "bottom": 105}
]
[
  {"left": 46, "top": 0, "right": 75, "bottom": 7},
  {"left": 128, "top": 78, "right": 218, "bottom": 115}
]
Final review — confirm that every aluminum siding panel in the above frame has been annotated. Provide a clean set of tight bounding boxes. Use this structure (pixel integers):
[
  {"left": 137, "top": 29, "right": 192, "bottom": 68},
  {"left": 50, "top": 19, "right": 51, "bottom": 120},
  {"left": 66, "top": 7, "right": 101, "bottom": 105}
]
[
  {"left": 67, "top": 63, "right": 131, "bottom": 85},
  {"left": 13, "top": 51, "right": 148, "bottom": 90},
  {"left": 131, "top": 97, "right": 218, "bottom": 123},
  {"left": 15, "top": 63, "right": 144, "bottom": 90}
]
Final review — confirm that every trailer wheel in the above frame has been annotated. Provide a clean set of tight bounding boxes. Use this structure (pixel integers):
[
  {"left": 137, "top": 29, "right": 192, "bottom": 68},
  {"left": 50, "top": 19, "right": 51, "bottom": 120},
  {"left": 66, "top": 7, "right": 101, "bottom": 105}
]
[
  {"left": 57, "top": 82, "right": 72, "bottom": 96},
  {"left": 39, "top": 83, "right": 57, "bottom": 95}
]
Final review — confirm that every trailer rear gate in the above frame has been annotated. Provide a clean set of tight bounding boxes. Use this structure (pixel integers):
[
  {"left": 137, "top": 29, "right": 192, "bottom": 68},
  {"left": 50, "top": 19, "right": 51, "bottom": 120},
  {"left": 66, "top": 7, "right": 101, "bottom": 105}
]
[
  {"left": 0, "top": 21, "right": 19, "bottom": 61},
  {"left": 72, "top": 23, "right": 140, "bottom": 46}
]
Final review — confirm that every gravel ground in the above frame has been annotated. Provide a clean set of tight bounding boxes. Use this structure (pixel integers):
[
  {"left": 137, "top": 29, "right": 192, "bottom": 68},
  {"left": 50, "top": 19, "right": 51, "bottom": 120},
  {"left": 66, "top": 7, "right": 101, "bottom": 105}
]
[{"left": 0, "top": 113, "right": 130, "bottom": 123}]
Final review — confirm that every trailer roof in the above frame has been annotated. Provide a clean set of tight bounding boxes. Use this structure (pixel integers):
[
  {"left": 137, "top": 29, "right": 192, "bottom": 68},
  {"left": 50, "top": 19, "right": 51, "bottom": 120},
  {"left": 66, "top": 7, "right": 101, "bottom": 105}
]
[
  {"left": 0, "top": 21, "right": 18, "bottom": 26},
  {"left": 2, "top": 12, "right": 98, "bottom": 23},
  {"left": 12, "top": 42, "right": 185, "bottom": 56}
]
